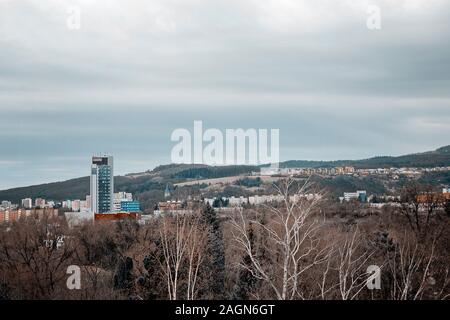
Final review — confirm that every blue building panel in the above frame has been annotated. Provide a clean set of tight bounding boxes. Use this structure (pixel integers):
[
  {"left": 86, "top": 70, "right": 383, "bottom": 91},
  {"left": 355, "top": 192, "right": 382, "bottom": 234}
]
[{"left": 120, "top": 201, "right": 141, "bottom": 212}]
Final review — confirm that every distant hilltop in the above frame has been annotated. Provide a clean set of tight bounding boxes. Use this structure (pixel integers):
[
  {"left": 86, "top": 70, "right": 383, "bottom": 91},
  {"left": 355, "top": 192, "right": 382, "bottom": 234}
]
[
  {"left": 272, "top": 145, "right": 450, "bottom": 169},
  {"left": 0, "top": 145, "right": 449, "bottom": 203}
]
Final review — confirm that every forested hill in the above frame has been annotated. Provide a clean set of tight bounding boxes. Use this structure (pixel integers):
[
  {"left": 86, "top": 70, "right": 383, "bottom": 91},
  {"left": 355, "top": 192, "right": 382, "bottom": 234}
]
[
  {"left": 0, "top": 164, "right": 258, "bottom": 203},
  {"left": 0, "top": 146, "right": 449, "bottom": 203},
  {"left": 277, "top": 145, "right": 450, "bottom": 169}
]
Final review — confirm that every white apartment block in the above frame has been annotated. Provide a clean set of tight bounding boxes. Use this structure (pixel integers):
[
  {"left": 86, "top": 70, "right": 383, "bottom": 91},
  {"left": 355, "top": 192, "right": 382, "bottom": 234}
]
[
  {"left": 205, "top": 193, "right": 321, "bottom": 208},
  {"left": 35, "top": 198, "right": 46, "bottom": 208},
  {"left": 21, "top": 198, "right": 33, "bottom": 209},
  {"left": 343, "top": 190, "right": 367, "bottom": 202},
  {"left": 1, "top": 200, "right": 13, "bottom": 209}
]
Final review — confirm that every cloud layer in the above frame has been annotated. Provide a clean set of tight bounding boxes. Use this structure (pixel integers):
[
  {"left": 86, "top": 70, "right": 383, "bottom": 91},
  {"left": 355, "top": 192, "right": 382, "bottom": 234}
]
[{"left": 0, "top": 0, "right": 449, "bottom": 189}]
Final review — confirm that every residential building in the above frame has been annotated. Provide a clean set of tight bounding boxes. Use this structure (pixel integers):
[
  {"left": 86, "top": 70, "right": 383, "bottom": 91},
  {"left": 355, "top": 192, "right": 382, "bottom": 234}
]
[
  {"left": 343, "top": 190, "right": 367, "bottom": 202},
  {"left": 1, "top": 200, "right": 12, "bottom": 209},
  {"left": 62, "top": 200, "right": 72, "bottom": 209},
  {"left": 72, "top": 200, "right": 81, "bottom": 212},
  {"left": 228, "top": 196, "right": 248, "bottom": 207},
  {"left": 21, "top": 198, "right": 33, "bottom": 209},
  {"left": 86, "top": 195, "right": 92, "bottom": 209},
  {"left": 46, "top": 201, "right": 55, "bottom": 208},
  {"left": 204, "top": 193, "right": 321, "bottom": 208},
  {"left": 344, "top": 166, "right": 355, "bottom": 174},
  {"left": 120, "top": 201, "right": 140, "bottom": 212},
  {"left": 94, "top": 212, "right": 140, "bottom": 222},
  {"left": 35, "top": 198, "right": 46, "bottom": 208},
  {"left": 80, "top": 200, "right": 89, "bottom": 211},
  {"left": 158, "top": 201, "right": 184, "bottom": 211},
  {"left": 113, "top": 192, "right": 133, "bottom": 212},
  {"left": 417, "top": 190, "right": 450, "bottom": 203},
  {"left": 0, "top": 208, "right": 58, "bottom": 224},
  {"left": 154, "top": 201, "right": 193, "bottom": 215}
]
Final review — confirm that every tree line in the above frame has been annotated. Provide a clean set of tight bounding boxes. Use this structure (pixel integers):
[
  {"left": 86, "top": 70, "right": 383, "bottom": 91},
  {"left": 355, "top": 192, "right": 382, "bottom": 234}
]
[{"left": 0, "top": 179, "right": 449, "bottom": 300}]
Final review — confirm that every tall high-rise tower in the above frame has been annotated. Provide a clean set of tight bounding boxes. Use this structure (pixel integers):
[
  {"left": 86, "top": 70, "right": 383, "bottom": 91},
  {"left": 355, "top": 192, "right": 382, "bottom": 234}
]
[{"left": 90, "top": 155, "right": 114, "bottom": 213}]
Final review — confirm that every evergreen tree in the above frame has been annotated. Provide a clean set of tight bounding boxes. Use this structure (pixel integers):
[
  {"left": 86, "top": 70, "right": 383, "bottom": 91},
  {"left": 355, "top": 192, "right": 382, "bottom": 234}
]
[
  {"left": 445, "top": 198, "right": 450, "bottom": 217},
  {"left": 0, "top": 281, "right": 9, "bottom": 300},
  {"left": 232, "top": 223, "right": 257, "bottom": 300},
  {"left": 201, "top": 203, "right": 226, "bottom": 299},
  {"left": 114, "top": 256, "right": 134, "bottom": 291},
  {"left": 139, "top": 239, "right": 165, "bottom": 299}
]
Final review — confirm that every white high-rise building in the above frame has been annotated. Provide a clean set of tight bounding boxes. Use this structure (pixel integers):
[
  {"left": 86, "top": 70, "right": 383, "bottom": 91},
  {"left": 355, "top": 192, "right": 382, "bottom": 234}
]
[
  {"left": 90, "top": 156, "right": 114, "bottom": 213},
  {"left": 21, "top": 198, "right": 33, "bottom": 209}
]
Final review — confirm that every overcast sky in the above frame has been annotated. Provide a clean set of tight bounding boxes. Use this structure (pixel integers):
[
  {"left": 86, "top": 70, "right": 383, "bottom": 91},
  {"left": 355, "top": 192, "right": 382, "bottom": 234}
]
[{"left": 1, "top": 0, "right": 450, "bottom": 189}]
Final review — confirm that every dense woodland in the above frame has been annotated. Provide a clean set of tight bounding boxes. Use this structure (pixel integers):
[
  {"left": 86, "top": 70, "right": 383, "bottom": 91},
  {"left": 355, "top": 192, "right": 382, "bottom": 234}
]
[{"left": 0, "top": 179, "right": 449, "bottom": 300}]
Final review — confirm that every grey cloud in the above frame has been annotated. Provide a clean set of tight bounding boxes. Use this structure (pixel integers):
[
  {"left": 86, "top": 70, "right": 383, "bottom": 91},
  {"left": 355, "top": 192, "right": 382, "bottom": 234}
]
[{"left": 0, "top": 0, "right": 449, "bottom": 189}]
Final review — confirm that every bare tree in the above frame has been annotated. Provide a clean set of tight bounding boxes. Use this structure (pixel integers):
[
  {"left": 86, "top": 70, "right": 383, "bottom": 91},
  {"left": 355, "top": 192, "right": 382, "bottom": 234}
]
[
  {"left": 159, "top": 212, "right": 206, "bottom": 300},
  {"left": 400, "top": 183, "right": 443, "bottom": 238},
  {"left": 336, "top": 227, "right": 375, "bottom": 300},
  {"left": 229, "top": 178, "right": 330, "bottom": 300},
  {"left": 316, "top": 246, "right": 337, "bottom": 300},
  {"left": 435, "top": 268, "right": 450, "bottom": 300},
  {"left": 186, "top": 218, "right": 207, "bottom": 300},
  {"left": 388, "top": 235, "right": 436, "bottom": 300},
  {"left": 0, "top": 217, "right": 75, "bottom": 299}
]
